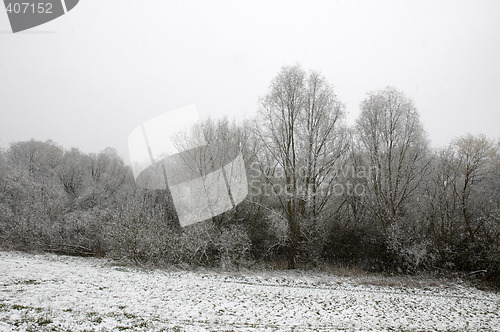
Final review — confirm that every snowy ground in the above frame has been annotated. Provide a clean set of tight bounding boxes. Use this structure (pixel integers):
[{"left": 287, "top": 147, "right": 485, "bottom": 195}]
[{"left": 0, "top": 251, "right": 498, "bottom": 331}]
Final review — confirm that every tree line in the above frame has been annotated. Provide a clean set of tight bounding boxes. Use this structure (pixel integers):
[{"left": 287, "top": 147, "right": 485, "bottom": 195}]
[{"left": 0, "top": 65, "right": 499, "bottom": 280}]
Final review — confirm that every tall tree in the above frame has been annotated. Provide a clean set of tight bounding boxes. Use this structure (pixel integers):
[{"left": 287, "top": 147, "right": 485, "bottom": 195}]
[
  {"left": 450, "top": 134, "right": 496, "bottom": 241},
  {"left": 355, "top": 87, "right": 430, "bottom": 232},
  {"left": 255, "top": 65, "right": 346, "bottom": 268}
]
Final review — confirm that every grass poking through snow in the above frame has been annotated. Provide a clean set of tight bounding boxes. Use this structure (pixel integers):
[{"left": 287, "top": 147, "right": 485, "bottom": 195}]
[{"left": 0, "top": 251, "right": 499, "bottom": 331}]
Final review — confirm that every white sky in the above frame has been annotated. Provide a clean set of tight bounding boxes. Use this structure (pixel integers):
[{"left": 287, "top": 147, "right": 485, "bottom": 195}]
[{"left": 0, "top": 0, "right": 499, "bottom": 159}]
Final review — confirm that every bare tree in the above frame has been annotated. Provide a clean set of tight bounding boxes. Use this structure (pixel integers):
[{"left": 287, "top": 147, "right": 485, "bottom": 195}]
[
  {"left": 299, "top": 71, "right": 349, "bottom": 219},
  {"left": 422, "top": 147, "right": 462, "bottom": 244},
  {"left": 254, "top": 65, "right": 347, "bottom": 268},
  {"left": 58, "top": 148, "right": 87, "bottom": 201},
  {"left": 7, "top": 139, "right": 63, "bottom": 177},
  {"left": 355, "top": 87, "right": 430, "bottom": 232},
  {"left": 450, "top": 134, "right": 496, "bottom": 241}
]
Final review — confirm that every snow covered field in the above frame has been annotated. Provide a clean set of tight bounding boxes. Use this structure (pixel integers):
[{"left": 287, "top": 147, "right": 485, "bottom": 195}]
[{"left": 0, "top": 251, "right": 498, "bottom": 331}]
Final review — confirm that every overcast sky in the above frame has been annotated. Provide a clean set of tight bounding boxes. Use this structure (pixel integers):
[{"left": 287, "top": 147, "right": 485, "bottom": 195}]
[{"left": 1, "top": 0, "right": 499, "bottom": 160}]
